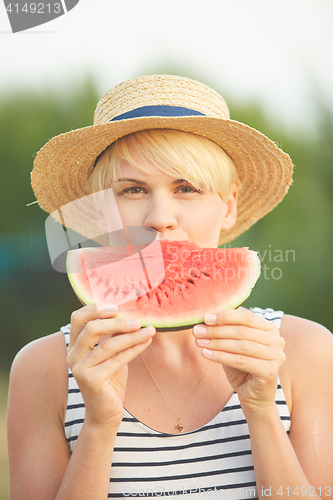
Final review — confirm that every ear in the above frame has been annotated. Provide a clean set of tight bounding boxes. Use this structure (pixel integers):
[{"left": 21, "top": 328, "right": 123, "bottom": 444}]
[{"left": 220, "top": 184, "right": 238, "bottom": 231}]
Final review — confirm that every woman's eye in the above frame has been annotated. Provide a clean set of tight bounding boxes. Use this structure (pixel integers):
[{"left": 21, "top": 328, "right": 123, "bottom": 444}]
[
  {"left": 178, "top": 186, "right": 200, "bottom": 193},
  {"left": 120, "top": 187, "right": 145, "bottom": 195}
]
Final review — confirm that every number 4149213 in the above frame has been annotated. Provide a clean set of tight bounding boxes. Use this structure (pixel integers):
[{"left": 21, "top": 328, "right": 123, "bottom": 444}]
[
  {"left": 5, "top": 3, "right": 61, "bottom": 14},
  {"left": 276, "top": 486, "right": 331, "bottom": 496}
]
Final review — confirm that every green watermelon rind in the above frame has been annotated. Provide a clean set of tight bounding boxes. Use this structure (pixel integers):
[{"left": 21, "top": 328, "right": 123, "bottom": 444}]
[
  {"left": 66, "top": 250, "right": 96, "bottom": 307},
  {"left": 66, "top": 244, "right": 261, "bottom": 328}
]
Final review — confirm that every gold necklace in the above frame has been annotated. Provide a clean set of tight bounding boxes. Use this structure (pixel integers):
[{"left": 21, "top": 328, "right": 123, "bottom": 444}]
[{"left": 140, "top": 355, "right": 212, "bottom": 433}]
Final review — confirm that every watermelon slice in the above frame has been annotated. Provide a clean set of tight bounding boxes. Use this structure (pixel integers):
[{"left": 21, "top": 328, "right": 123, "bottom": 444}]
[{"left": 66, "top": 240, "right": 261, "bottom": 328}]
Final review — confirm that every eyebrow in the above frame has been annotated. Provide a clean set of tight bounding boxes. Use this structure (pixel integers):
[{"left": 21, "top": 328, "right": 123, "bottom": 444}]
[{"left": 114, "top": 178, "right": 189, "bottom": 185}]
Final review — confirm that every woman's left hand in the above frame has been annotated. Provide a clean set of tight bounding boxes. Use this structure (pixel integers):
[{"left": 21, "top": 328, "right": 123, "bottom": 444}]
[{"left": 193, "top": 307, "right": 286, "bottom": 415}]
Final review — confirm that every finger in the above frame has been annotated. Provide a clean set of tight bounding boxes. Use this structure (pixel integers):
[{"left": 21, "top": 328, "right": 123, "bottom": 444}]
[
  {"left": 88, "top": 326, "right": 156, "bottom": 366},
  {"left": 88, "top": 334, "right": 155, "bottom": 378},
  {"left": 201, "top": 347, "right": 286, "bottom": 377},
  {"left": 193, "top": 323, "right": 281, "bottom": 346},
  {"left": 69, "top": 303, "right": 118, "bottom": 348},
  {"left": 195, "top": 337, "right": 284, "bottom": 361},
  {"left": 204, "top": 308, "right": 274, "bottom": 332},
  {"left": 70, "top": 316, "right": 142, "bottom": 356}
]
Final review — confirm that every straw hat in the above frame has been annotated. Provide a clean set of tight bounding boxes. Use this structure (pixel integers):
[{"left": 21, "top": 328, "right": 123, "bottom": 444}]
[{"left": 31, "top": 74, "right": 294, "bottom": 245}]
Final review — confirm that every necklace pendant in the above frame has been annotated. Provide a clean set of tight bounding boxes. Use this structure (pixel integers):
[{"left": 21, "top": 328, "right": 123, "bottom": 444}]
[{"left": 175, "top": 422, "right": 184, "bottom": 433}]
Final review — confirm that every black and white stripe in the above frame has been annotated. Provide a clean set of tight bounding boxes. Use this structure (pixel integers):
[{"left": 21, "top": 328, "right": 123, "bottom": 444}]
[{"left": 62, "top": 307, "right": 290, "bottom": 499}]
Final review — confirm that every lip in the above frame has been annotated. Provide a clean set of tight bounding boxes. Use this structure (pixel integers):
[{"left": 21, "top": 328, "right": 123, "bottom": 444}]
[
  {"left": 156, "top": 237, "right": 193, "bottom": 245},
  {"left": 156, "top": 235, "right": 171, "bottom": 241},
  {"left": 156, "top": 236, "right": 185, "bottom": 241}
]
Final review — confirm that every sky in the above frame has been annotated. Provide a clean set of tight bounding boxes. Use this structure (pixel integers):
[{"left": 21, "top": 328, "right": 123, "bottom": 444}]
[{"left": 0, "top": 0, "right": 333, "bottom": 132}]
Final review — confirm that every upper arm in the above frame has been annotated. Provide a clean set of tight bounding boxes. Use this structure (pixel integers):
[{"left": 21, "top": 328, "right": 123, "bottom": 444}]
[
  {"left": 281, "top": 315, "right": 333, "bottom": 488},
  {"left": 7, "top": 332, "right": 71, "bottom": 500}
]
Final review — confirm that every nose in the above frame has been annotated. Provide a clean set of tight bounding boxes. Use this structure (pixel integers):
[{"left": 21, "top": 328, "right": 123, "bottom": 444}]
[{"left": 144, "top": 194, "right": 178, "bottom": 234}]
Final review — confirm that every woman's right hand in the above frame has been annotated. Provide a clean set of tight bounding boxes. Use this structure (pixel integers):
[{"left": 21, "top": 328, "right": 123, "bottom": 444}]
[{"left": 67, "top": 304, "right": 155, "bottom": 430}]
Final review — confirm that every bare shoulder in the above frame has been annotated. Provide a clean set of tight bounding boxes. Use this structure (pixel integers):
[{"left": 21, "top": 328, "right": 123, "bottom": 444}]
[
  {"left": 281, "top": 313, "right": 333, "bottom": 358},
  {"left": 8, "top": 333, "right": 72, "bottom": 498},
  {"left": 279, "top": 315, "right": 333, "bottom": 483},
  {"left": 11, "top": 330, "right": 68, "bottom": 378},
  {"left": 9, "top": 330, "right": 68, "bottom": 423},
  {"left": 280, "top": 314, "right": 333, "bottom": 403}
]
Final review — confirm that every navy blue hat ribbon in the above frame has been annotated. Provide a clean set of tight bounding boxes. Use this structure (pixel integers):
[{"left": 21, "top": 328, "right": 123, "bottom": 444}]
[{"left": 110, "top": 105, "right": 205, "bottom": 122}]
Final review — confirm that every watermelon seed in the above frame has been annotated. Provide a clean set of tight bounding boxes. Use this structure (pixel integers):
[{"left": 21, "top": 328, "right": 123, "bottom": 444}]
[{"left": 188, "top": 279, "right": 195, "bottom": 284}]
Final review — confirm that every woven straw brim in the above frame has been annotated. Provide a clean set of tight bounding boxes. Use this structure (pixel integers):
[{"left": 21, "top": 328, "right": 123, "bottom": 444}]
[{"left": 31, "top": 115, "right": 293, "bottom": 246}]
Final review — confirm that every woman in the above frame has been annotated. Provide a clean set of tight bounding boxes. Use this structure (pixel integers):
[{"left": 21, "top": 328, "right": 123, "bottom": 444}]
[{"left": 7, "top": 75, "right": 333, "bottom": 499}]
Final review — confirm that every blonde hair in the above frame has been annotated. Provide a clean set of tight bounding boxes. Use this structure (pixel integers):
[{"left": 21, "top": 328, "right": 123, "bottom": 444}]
[{"left": 90, "top": 129, "right": 240, "bottom": 201}]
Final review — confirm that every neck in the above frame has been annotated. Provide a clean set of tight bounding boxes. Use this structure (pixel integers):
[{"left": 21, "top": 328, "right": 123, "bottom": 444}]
[{"left": 141, "top": 324, "right": 202, "bottom": 370}]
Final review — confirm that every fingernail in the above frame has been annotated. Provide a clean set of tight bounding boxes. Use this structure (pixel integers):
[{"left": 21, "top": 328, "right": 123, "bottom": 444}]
[
  {"left": 127, "top": 318, "right": 140, "bottom": 328},
  {"left": 140, "top": 326, "right": 154, "bottom": 335},
  {"left": 196, "top": 338, "right": 210, "bottom": 346},
  {"left": 194, "top": 325, "right": 207, "bottom": 337},
  {"left": 205, "top": 313, "right": 217, "bottom": 324},
  {"left": 202, "top": 348, "right": 213, "bottom": 357},
  {"left": 105, "top": 304, "right": 118, "bottom": 312}
]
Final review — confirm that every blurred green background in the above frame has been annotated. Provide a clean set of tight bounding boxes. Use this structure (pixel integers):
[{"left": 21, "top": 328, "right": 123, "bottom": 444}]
[{"left": 0, "top": 71, "right": 332, "bottom": 499}]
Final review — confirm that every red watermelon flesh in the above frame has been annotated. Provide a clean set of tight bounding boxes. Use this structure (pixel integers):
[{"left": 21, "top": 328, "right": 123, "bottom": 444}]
[{"left": 66, "top": 240, "right": 261, "bottom": 328}]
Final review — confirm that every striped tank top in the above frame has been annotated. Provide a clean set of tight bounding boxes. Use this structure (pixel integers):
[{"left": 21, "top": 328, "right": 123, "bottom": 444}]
[{"left": 63, "top": 307, "right": 291, "bottom": 499}]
